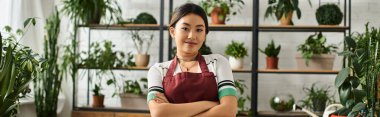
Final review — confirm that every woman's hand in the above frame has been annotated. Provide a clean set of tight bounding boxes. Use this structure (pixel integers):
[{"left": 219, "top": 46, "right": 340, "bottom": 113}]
[{"left": 153, "top": 93, "right": 169, "bottom": 103}]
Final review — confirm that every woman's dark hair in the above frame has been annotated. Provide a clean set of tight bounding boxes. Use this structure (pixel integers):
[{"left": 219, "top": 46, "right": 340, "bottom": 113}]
[{"left": 169, "top": 3, "right": 209, "bottom": 34}]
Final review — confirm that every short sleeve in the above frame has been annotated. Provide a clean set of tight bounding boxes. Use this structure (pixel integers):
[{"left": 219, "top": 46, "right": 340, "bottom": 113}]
[
  {"left": 147, "top": 63, "right": 165, "bottom": 103},
  {"left": 214, "top": 54, "right": 237, "bottom": 99}
]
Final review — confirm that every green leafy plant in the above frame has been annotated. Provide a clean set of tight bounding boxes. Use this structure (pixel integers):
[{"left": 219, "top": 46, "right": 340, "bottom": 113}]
[
  {"left": 34, "top": 9, "right": 63, "bottom": 117},
  {"left": 81, "top": 41, "right": 125, "bottom": 96},
  {"left": 62, "top": 0, "right": 122, "bottom": 25},
  {"left": 130, "top": 30, "right": 154, "bottom": 54},
  {"left": 315, "top": 4, "right": 343, "bottom": 25},
  {"left": 264, "top": 0, "right": 311, "bottom": 24},
  {"left": 297, "top": 32, "right": 337, "bottom": 66},
  {"left": 133, "top": 12, "right": 157, "bottom": 24},
  {"left": 332, "top": 23, "right": 380, "bottom": 116},
  {"left": 300, "top": 83, "right": 335, "bottom": 112},
  {"left": 0, "top": 18, "right": 39, "bottom": 117},
  {"left": 259, "top": 40, "right": 281, "bottom": 57},
  {"left": 234, "top": 79, "right": 252, "bottom": 116},
  {"left": 225, "top": 41, "right": 248, "bottom": 58},
  {"left": 122, "top": 78, "right": 148, "bottom": 95},
  {"left": 199, "top": 0, "right": 245, "bottom": 21},
  {"left": 118, "top": 12, "right": 157, "bottom": 24}
]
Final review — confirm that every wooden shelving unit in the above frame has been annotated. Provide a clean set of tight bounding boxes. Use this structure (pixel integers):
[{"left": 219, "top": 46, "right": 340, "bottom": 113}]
[{"left": 257, "top": 69, "right": 339, "bottom": 74}]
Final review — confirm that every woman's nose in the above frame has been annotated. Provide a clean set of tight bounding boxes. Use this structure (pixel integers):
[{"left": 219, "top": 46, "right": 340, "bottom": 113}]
[{"left": 187, "top": 30, "right": 196, "bottom": 39}]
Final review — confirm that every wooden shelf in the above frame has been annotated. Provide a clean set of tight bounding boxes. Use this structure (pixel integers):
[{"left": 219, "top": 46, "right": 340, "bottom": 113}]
[
  {"left": 258, "top": 69, "right": 339, "bottom": 74},
  {"left": 78, "top": 66, "right": 149, "bottom": 71},
  {"left": 74, "top": 107, "right": 149, "bottom": 113},
  {"left": 258, "top": 111, "right": 322, "bottom": 117},
  {"left": 259, "top": 25, "right": 349, "bottom": 32},
  {"left": 232, "top": 69, "right": 252, "bottom": 73},
  {"left": 209, "top": 24, "right": 252, "bottom": 31},
  {"left": 78, "top": 24, "right": 166, "bottom": 30}
]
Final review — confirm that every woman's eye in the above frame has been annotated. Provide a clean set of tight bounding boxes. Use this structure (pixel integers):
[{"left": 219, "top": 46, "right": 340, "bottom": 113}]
[
  {"left": 196, "top": 29, "right": 203, "bottom": 32},
  {"left": 181, "top": 27, "right": 189, "bottom": 31}
]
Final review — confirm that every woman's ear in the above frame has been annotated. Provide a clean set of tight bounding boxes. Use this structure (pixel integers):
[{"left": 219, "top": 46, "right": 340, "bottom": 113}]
[{"left": 169, "top": 27, "right": 175, "bottom": 38}]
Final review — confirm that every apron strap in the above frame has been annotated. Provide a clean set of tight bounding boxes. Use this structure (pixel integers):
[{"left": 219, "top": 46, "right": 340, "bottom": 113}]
[{"left": 165, "top": 53, "right": 210, "bottom": 78}]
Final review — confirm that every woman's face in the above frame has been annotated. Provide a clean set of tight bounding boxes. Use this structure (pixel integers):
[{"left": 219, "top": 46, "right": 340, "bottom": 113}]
[{"left": 170, "top": 13, "right": 206, "bottom": 55}]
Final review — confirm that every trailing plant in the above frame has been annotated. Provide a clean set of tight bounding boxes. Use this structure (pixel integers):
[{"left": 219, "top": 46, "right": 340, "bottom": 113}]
[
  {"left": 235, "top": 79, "right": 252, "bottom": 116},
  {"left": 0, "top": 18, "right": 39, "bottom": 117},
  {"left": 259, "top": 40, "right": 281, "bottom": 57},
  {"left": 264, "top": 0, "right": 311, "bottom": 24},
  {"left": 332, "top": 23, "right": 380, "bottom": 117},
  {"left": 315, "top": 3, "right": 343, "bottom": 25},
  {"left": 199, "top": 0, "right": 245, "bottom": 21},
  {"left": 225, "top": 41, "right": 248, "bottom": 58},
  {"left": 62, "top": 0, "right": 122, "bottom": 25},
  {"left": 300, "top": 83, "right": 335, "bottom": 112},
  {"left": 34, "top": 9, "right": 63, "bottom": 117},
  {"left": 130, "top": 30, "right": 154, "bottom": 54},
  {"left": 297, "top": 32, "right": 337, "bottom": 66}
]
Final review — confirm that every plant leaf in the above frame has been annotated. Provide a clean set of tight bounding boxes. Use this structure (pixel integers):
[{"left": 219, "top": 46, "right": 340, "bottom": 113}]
[
  {"left": 352, "top": 103, "right": 365, "bottom": 111},
  {"left": 345, "top": 36, "right": 356, "bottom": 49},
  {"left": 339, "top": 82, "right": 351, "bottom": 105},
  {"left": 24, "top": 18, "right": 33, "bottom": 28},
  {"left": 335, "top": 68, "right": 350, "bottom": 87}
]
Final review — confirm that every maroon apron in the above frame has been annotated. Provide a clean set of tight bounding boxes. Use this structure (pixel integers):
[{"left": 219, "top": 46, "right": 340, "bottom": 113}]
[{"left": 163, "top": 54, "right": 219, "bottom": 103}]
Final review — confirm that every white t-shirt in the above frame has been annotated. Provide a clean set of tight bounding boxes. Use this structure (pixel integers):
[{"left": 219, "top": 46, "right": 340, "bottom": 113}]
[{"left": 147, "top": 54, "right": 237, "bottom": 102}]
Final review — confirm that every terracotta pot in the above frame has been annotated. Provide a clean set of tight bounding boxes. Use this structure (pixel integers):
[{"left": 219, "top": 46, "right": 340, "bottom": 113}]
[
  {"left": 135, "top": 54, "right": 150, "bottom": 67},
  {"left": 296, "top": 54, "right": 335, "bottom": 70},
  {"left": 229, "top": 56, "right": 244, "bottom": 70},
  {"left": 120, "top": 93, "right": 148, "bottom": 110},
  {"left": 280, "top": 11, "right": 293, "bottom": 25},
  {"left": 92, "top": 95, "right": 104, "bottom": 108},
  {"left": 210, "top": 7, "right": 226, "bottom": 24},
  {"left": 266, "top": 57, "right": 279, "bottom": 69},
  {"left": 330, "top": 115, "right": 347, "bottom": 117}
]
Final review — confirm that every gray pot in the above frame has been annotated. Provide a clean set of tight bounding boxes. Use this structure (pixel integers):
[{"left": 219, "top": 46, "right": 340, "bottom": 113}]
[{"left": 296, "top": 54, "right": 335, "bottom": 70}]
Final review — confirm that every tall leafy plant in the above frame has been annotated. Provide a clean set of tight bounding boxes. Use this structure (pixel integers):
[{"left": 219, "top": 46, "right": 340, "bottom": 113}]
[
  {"left": 34, "top": 10, "right": 62, "bottom": 117},
  {"left": 333, "top": 23, "right": 380, "bottom": 116},
  {"left": 62, "top": 0, "right": 122, "bottom": 25},
  {"left": 0, "top": 19, "right": 39, "bottom": 117}
]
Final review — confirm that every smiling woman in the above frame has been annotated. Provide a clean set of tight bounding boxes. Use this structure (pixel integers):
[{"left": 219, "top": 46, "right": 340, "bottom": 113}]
[{"left": 146, "top": 3, "right": 238, "bottom": 117}]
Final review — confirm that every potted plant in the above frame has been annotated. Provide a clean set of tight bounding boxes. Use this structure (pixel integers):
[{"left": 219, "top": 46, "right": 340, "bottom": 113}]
[
  {"left": 296, "top": 32, "right": 337, "bottom": 70},
  {"left": 331, "top": 24, "right": 380, "bottom": 117},
  {"left": 0, "top": 19, "right": 40, "bottom": 116},
  {"left": 81, "top": 41, "right": 125, "bottom": 107},
  {"left": 264, "top": 0, "right": 311, "bottom": 25},
  {"left": 118, "top": 12, "right": 158, "bottom": 24},
  {"left": 225, "top": 41, "right": 248, "bottom": 69},
  {"left": 62, "top": 0, "right": 122, "bottom": 25},
  {"left": 34, "top": 10, "right": 65, "bottom": 117},
  {"left": 259, "top": 40, "right": 281, "bottom": 69},
  {"left": 130, "top": 30, "right": 154, "bottom": 67},
  {"left": 119, "top": 78, "right": 148, "bottom": 110},
  {"left": 200, "top": 0, "right": 245, "bottom": 24},
  {"left": 315, "top": 4, "right": 343, "bottom": 26},
  {"left": 300, "top": 83, "right": 335, "bottom": 112}
]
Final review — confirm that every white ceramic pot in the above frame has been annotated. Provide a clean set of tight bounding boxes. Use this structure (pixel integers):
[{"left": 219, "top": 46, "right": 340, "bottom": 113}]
[
  {"left": 229, "top": 56, "right": 244, "bottom": 70},
  {"left": 135, "top": 54, "right": 150, "bottom": 67}
]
